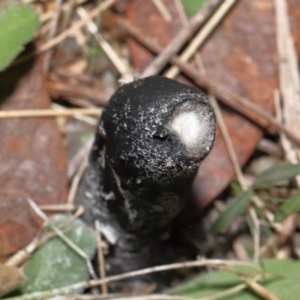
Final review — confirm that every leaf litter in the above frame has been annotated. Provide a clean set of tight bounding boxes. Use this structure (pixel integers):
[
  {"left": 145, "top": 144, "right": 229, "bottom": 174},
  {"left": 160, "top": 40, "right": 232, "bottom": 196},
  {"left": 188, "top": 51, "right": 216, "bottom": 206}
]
[{"left": 1, "top": 0, "right": 300, "bottom": 299}]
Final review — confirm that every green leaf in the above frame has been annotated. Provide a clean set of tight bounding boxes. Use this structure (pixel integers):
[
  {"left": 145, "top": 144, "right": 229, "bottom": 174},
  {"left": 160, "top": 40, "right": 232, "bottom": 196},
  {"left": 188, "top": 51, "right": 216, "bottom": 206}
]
[
  {"left": 170, "top": 259, "right": 300, "bottom": 300},
  {"left": 212, "top": 189, "right": 253, "bottom": 234},
  {"left": 253, "top": 164, "right": 300, "bottom": 189},
  {"left": 182, "top": 0, "right": 208, "bottom": 17},
  {"left": 0, "top": 2, "right": 39, "bottom": 71},
  {"left": 19, "top": 214, "right": 97, "bottom": 294},
  {"left": 274, "top": 189, "right": 300, "bottom": 222}
]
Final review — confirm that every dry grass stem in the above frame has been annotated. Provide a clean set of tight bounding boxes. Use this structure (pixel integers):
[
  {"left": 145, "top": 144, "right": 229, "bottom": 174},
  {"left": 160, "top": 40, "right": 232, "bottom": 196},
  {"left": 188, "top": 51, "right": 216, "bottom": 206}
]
[
  {"left": 173, "top": 0, "right": 188, "bottom": 26},
  {"left": 39, "top": 203, "right": 77, "bottom": 212},
  {"left": 39, "top": 0, "right": 86, "bottom": 23},
  {"left": 242, "top": 277, "right": 281, "bottom": 300},
  {"left": 95, "top": 221, "right": 108, "bottom": 295},
  {"left": 275, "top": 0, "right": 300, "bottom": 186},
  {"left": 68, "top": 137, "right": 94, "bottom": 180},
  {"left": 4, "top": 208, "right": 83, "bottom": 267},
  {"left": 27, "top": 198, "right": 97, "bottom": 279},
  {"left": 67, "top": 157, "right": 88, "bottom": 204},
  {"left": 121, "top": 19, "right": 300, "bottom": 147},
  {"left": 249, "top": 207, "right": 260, "bottom": 263},
  {"left": 5, "top": 235, "right": 42, "bottom": 267},
  {"left": 165, "top": 0, "right": 238, "bottom": 78},
  {"left": 142, "top": 0, "right": 222, "bottom": 77},
  {"left": 4, "top": 259, "right": 260, "bottom": 300},
  {"left": 76, "top": 7, "right": 131, "bottom": 80},
  {"left": 256, "top": 139, "right": 283, "bottom": 158},
  {"left": 209, "top": 95, "right": 246, "bottom": 187},
  {"left": 251, "top": 196, "right": 283, "bottom": 234},
  {"left": 152, "top": 0, "right": 172, "bottom": 22},
  {"left": 209, "top": 77, "right": 260, "bottom": 262},
  {"left": 52, "top": 103, "right": 98, "bottom": 126},
  {"left": 13, "top": 0, "right": 115, "bottom": 66},
  {"left": 54, "top": 295, "right": 194, "bottom": 300},
  {"left": 0, "top": 108, "right": 101, "bottom": 119},
  {"left": 43, "top": 0, "right": 63, "bottom": 72}
]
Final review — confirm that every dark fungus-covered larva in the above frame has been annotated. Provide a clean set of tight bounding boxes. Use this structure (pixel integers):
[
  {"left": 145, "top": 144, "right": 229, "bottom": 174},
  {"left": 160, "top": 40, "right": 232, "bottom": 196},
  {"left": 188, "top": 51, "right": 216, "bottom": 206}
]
[
  {"left": 79, "top": 76, "right": 215, "bottom": 242},
  {"left": 76, "top": 76, "right": 216, "bottom": 246}
]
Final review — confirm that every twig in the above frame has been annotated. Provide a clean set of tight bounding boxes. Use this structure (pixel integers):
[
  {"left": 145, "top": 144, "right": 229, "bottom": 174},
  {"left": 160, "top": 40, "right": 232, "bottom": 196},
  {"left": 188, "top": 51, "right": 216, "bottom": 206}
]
[
  {"left": 39, "top": 0, "right": 86, "bottom": 23},
  {"left": 275, "top": 0, "right": 300, "bottom": 186},
  {"left": 151, "top": 0, "right": 172, "bottom": 22},
  {"left": 76, "top": 7, "right": 131, "bottom": 80},
  {"left": 52, "top": 103, "right": 98, "bottom": 126},
  {"left": 68, "top": 137, "right": 94, "bottom": 180},
  {"left": 27, "top": 198, "right": 97, "bottom": 279},
  {"left": 39, "top": 203, "right": 77, "bottom": 212},
  {"left": 119, "top": 19, "right": 300, "bottom": 147},
  {"left": 95, "top": 221, "right": 108, "bottom": 295},
  {"left": 68, "top": 155, "right": 88, "bottom": 204},
  {"left": 142, "top": 0, "right": 222, "bottom": 77},
  {"left": 4, "top": 235, "right": 42, "bottom": 267},
  {"left": 173, "top": 0, "right": 205, "bottom": 72},
  {"left": 256, "top": 138, "right": 283, "bottom": 158},
  {"left": 173, "top": 0, "right": 188, "bottom": 26},
  {"left": 242, "top": 277, "right": 281, "bottom": 300},
  {"left": 4, "top": 207, "right": 84, "bottom": 267},
  {"left": 210, "top": 92, "right": 261, "bottom": 261},
  {"left": 43, "top": 0, "right": 63, "bottom": 72},
  {"left": 191, "top": 51, "right": 260, "bottom": 262},
  {"left": 47, "top": 80, "right": 109, "bottom": 105},
  {"left": 210, "top": 87, "right": 261, "bottom": 263},
  {"left": 209, "top": 94, "right": 246, "bottom": 187},
  {"left": 13, "top": 0, "right": 115, "bottom": 66},
  {"left": 164, "top": 0, "right": 238, "bottom": 78},
  {"left": 0, "top": 108, "right": 101, "bottom": 119},
  {"left": 3, "top": 259, "right": 260, "bottom": 300},
  {"left": 249, "top": 207, "right": 260, "bottom": 264}
]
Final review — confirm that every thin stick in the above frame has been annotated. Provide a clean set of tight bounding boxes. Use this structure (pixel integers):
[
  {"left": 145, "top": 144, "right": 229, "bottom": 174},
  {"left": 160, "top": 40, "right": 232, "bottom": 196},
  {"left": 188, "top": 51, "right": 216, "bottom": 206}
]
[
  {"left": 13, "top": 0, "right": 115, "bottom": 66},
  {"left": 151, "top": 0, "right": 172, "bottom": 22},
  {"left": 242, "top": 277, "right": 281, "bottom": 300},
  {"left": 27, "top": 198, "right": 97, "bottom": 279},
  {"left": 209, "top": 94, "right": 246, "bottom": 187},
  {"left": 193, "top": 50, "right": 260, "bottom": 262},
  {"left": 39, "top": 0, "right": 87, "bottom": 23},
  {"left": 4, "top": 259, "right": 260, "bottom": 300},
  {"left": 0, "top": 108, "right": 102, "bottom": 119},
  {"left": 119, "top": 19, "right": 300, "bottom": 147},
  {"left": 47, "top": 80, "right": 109, "bottom": 105},
  {"left": 95, "top": 221, "right": 108, "bottom": 295},
  {"left": 142, "top": 0, "right": 222, "bottom": 77},
  {"left": 76, "top": 7, "right": 130, "bottom": 80},
  {"left": 5, "top": 235, "right": 42, "bottom": 267},
  {"left": 38, "top": 203, "right": 77, "bottom": 211},
  {"left": 68, "top": 137, "right": 94, "bottom": 180},
  {"left": 275, "top": 0, "right": 300, "bottom": 186},
  {"left": 43, "top": 0, "right": 63, "bottom": 72},
  {"left": 52, "top": 103, "right": 98, "bottom": 126},
  {"left": 68, "top": 156, "right": 88, "bottom": 204},
  {"left": 249, "top": 207, "right": 260, "bottom": 264},
  {"left": 210, "top": 93, "right": 261, "bottom": 262},
  {"left": 164, "top": 0, "right": 237, "bottom": 78},
  {"left": 4, "top": 207, "right": 84, "bottom": 267},
  {"left": 173, "top": 0, "right": 205, "bottom": 72}
]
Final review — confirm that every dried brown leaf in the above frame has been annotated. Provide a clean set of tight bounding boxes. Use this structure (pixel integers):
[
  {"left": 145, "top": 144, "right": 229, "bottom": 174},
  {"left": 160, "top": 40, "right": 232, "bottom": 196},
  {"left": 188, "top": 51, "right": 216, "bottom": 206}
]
[{"left": 0, "top": 57, "right": 67, "bottom": 259}]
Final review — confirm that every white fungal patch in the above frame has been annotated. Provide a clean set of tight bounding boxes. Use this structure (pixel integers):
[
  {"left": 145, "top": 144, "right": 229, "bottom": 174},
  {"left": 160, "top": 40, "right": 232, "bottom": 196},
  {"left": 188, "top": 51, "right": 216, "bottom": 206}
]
[
  {"left": 167, "top": 99, "right": 215, "bottom": 156},
  {"left": 170, "top": 111, "right": 201, "bottom": 149}
]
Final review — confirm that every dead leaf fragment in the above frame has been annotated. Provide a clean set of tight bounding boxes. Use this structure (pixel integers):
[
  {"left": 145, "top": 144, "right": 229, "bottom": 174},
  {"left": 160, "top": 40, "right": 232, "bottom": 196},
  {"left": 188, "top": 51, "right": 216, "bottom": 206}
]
[
  {"left": 126, "top": 0, "right": 278, "bottom": 208},
  {"left": 0, "top": 263, "right": 26, "bottom": 297},
  {"left": 0, "top": 56, "right": 67, "bottom": 259}
]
